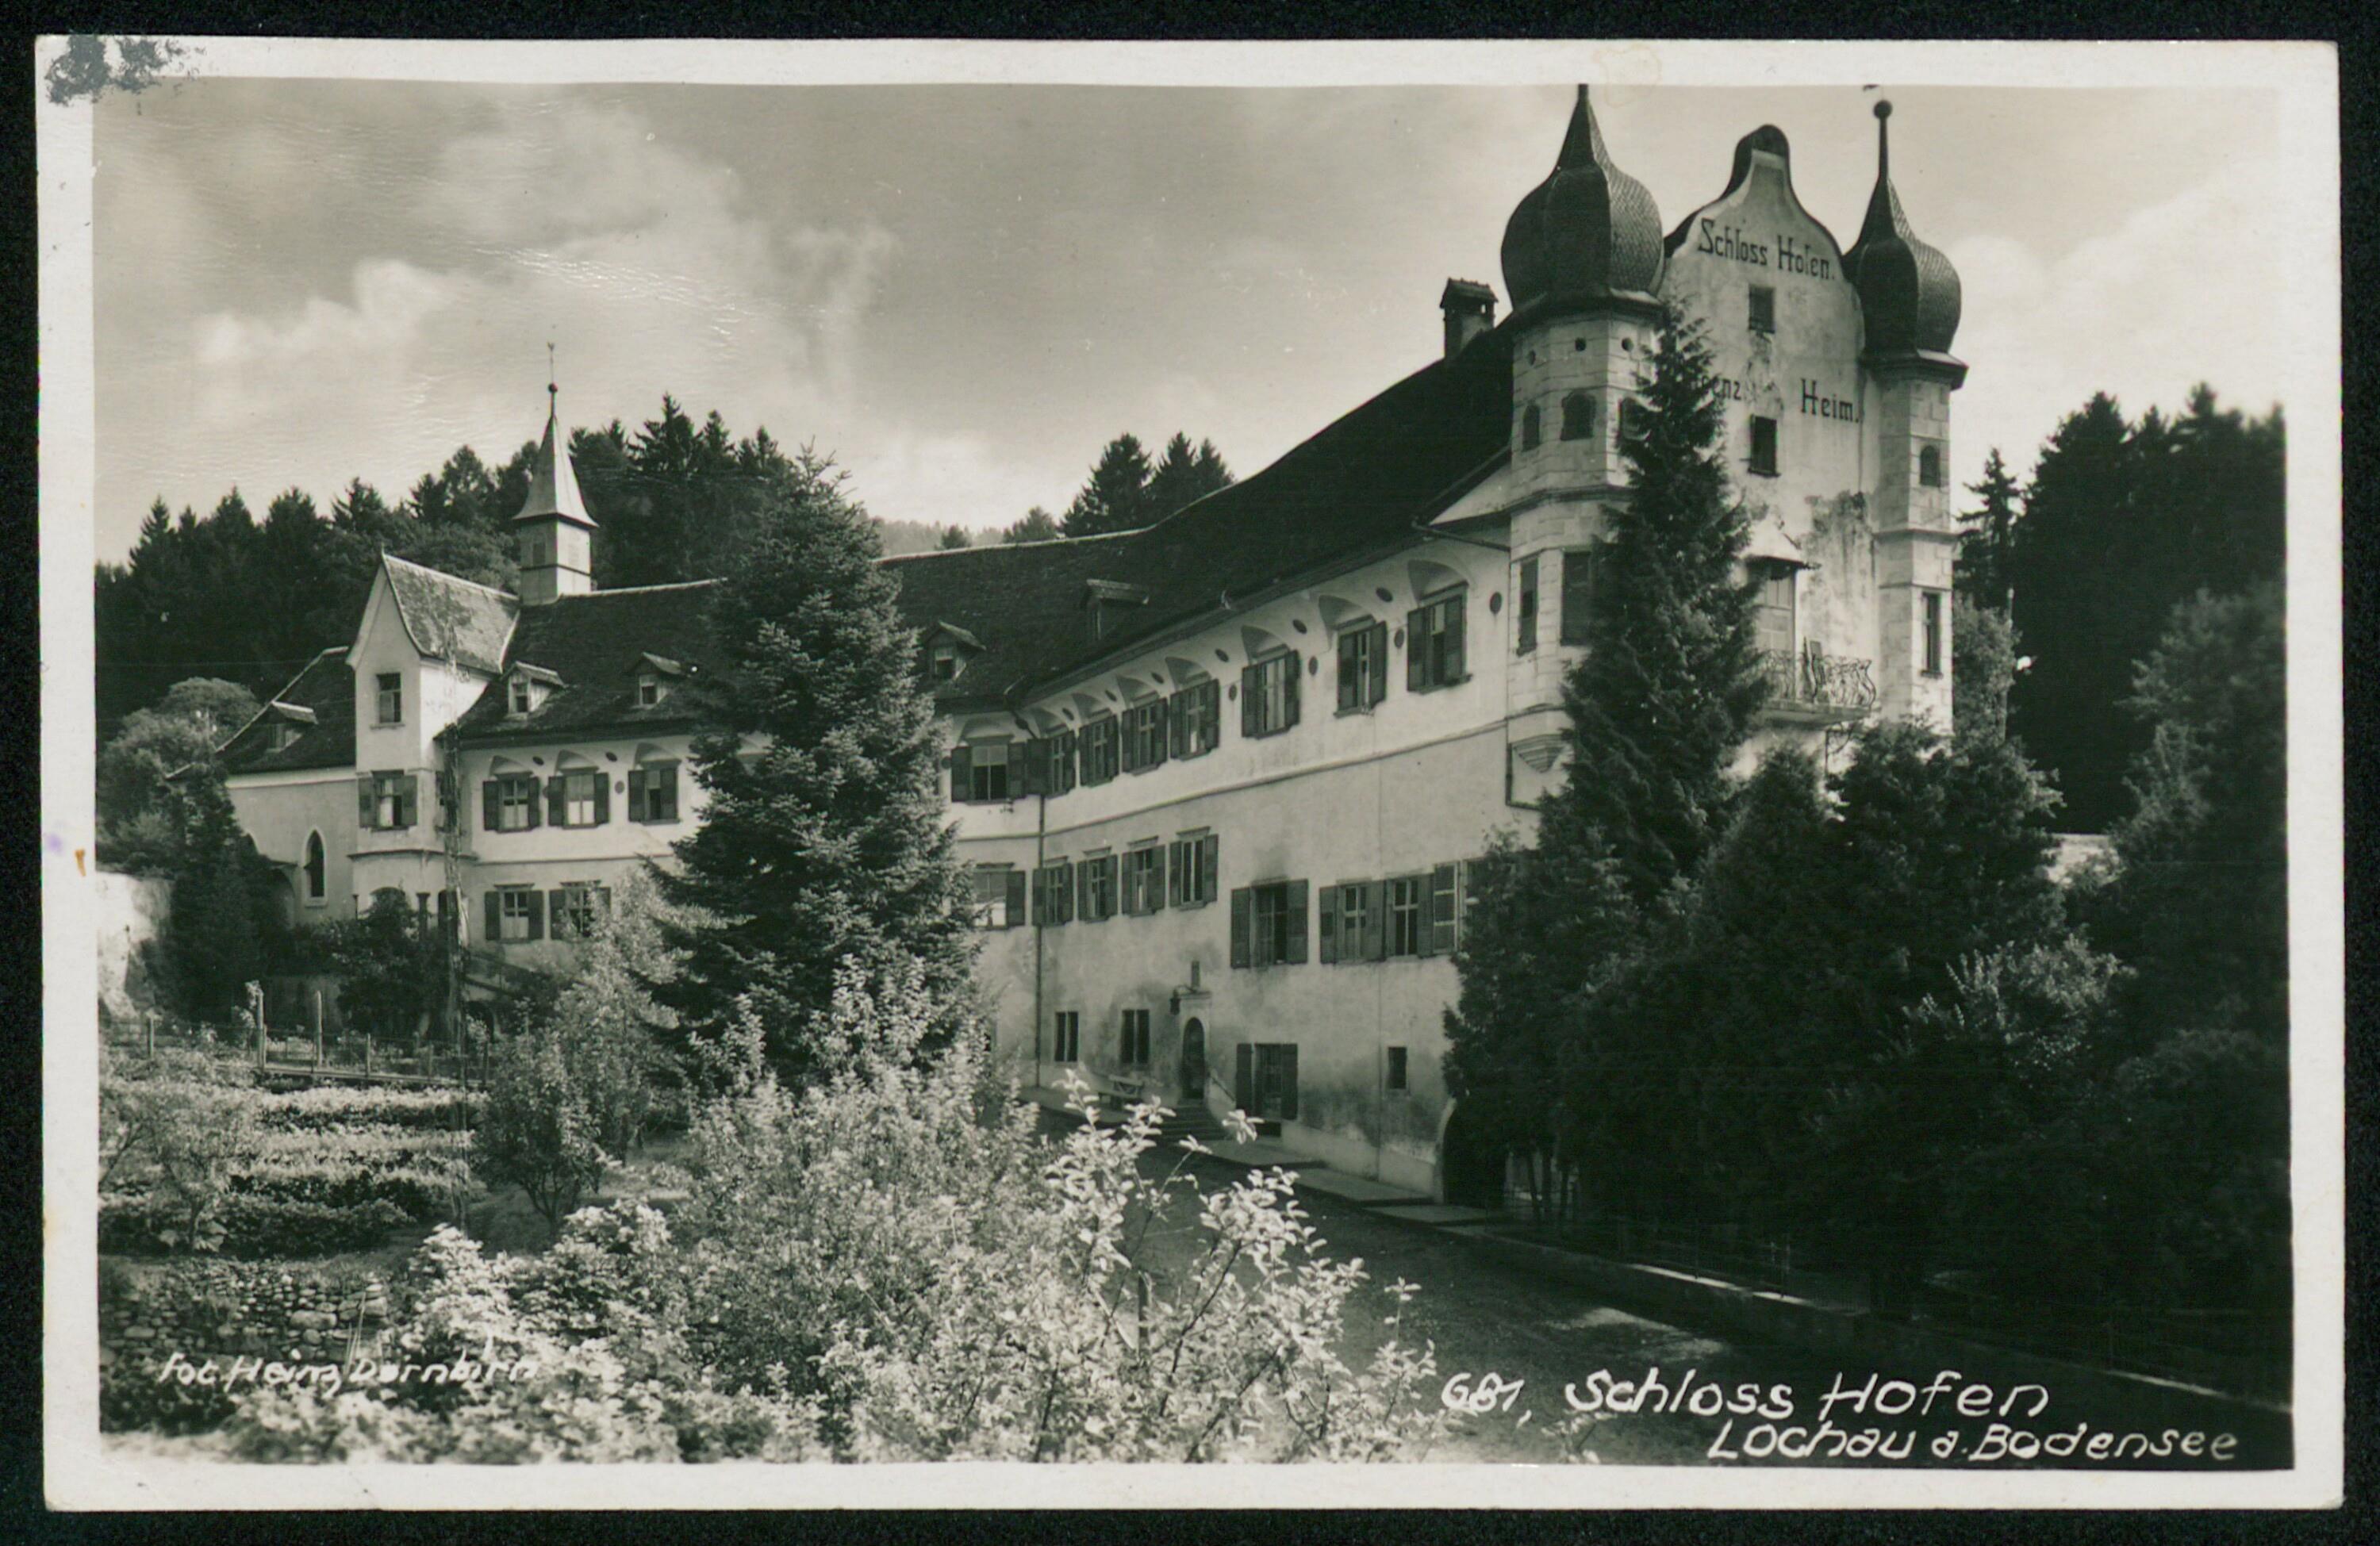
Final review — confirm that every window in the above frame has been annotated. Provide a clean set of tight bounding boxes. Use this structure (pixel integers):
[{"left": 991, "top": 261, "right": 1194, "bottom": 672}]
[
  {"left": 969, "top": 741, "right": 1012, "bottom": 803},
  {"left": 1168, "top": 680, "right": 1220, "bottom": 759},
  {"left": 1749, "top": 284, "right": 1775, "bottom": 334},
  {"left": 1077, "top": 853, "right": 1119, "bottom": 922},
  {"left": 491, "top": 886, "right": 542, "bottom": 944},
  {"left": 637, "top": 673, "right": 666, "bottom": 708},
  {"left": 971, "top": 865, "right": 1025, "bottom": 929},
  {"left": 1238, "top": 1042, "right": 1299, "bottom": 1123},
  {"left": 1080, "top": 716, "right": 1120, "bottom": 785},
  {"left": 1560, "top": 547, "right": 1601, "bottom": 646},
  {"left": 1918, "top": 443, "right": 1944, "bottom": 488},
  {"left": 1429, "top": 862, "right": 1461, "bottom": 956},
  {"left": 627, "top": 761, "right": 679, "bottom": 823},
  {"left": 1756, "top": 565, "right": 1797, "bottom": 658},
  {"left": 1560, "top": 390, "right": 1596, "bottom": 443},
  {"left": 1230, "top": 880, "right": 1308, "bottom": 969},
  {"left": 1336, "top": 622, "right": 1388, "bottom": 712},
  {"left": 1052, "top": 1011, "right": 1081, "bottom": 1064},
  {"left": 270, "top": 722, "right": 300, "bottom": 753},
  {"left": 555, "top": 768, "right": 605, "bottom": 827},
  {"left": 482, "top": 772, "right": 540, "bottom": 833},
  {"left": 509, "top": 677, "right": 532, "bottom": 715},
  {"left": 1320, "top": 881, "right": 1379, "bottom": 964},
  {"left": 930, "top": 639, "right": 962, "bottom": 683},
  {"left": 375, "top": 673, "right": 402, "bottom": 725},
  {"left": 1922, "top": 590, "right": 1944, "bottom": 677},
  {"left": 1386, "top": 1045, "right": 1409, "bottom": 1094},
  {"left": 1516, "top": 557, "right": 1540, "bottom": 654},
  {"left": 1033, "top": 859, "right": 1077, "bottom": 925},
  {"left": 1042, "top": 727, "right": 1081, "bottom": 794},
  {"left": 1519, "top": 403, "right": 1541, "bottom": 451},
  {"left": 359, "top": 771, "right": 417, "bottom": 832},
  {"left": 1388, "top": 875, "right": 1426, "bottom": 957},
  {"left": 1749, "top": 416, "right": 1779, "bottom": 477},
  {"left": 1123, "top": 701, "right": 1169, "bottom": 773},
  {"left": 1407, "top": 592, "right": 1467, "bottom": 692},
  {"left": 1123, "top": 846, "right": 1166, "bottom": 916},
  {"left": 1168, "top": 831, "right": 1220, "bottom": 907},
  {"left": 302, "top": 832, "right": 325, "bottom": 901},
  {"left": 1242, "top": 651, "right": 1300, "bottom": 738},
  {"left": 549, "top": 882, "right": 612, "bottom": 942},
  {"left": 1121, "top": 1009, "right": 1152, "bottom": 1068}
]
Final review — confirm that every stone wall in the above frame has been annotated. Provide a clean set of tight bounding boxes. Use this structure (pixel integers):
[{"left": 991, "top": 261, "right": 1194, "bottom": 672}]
[
  {"left": 99, "top": 1257, "right": 395, "bottom": 1377},
  {"left": 95, "top": 870, "right": 173, "bottom": 1025}
]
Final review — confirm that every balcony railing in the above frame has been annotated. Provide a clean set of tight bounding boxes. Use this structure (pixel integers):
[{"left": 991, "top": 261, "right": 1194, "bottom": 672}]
[{"left": 1757, "top": 646, "right": 1876, "bottom": 716}]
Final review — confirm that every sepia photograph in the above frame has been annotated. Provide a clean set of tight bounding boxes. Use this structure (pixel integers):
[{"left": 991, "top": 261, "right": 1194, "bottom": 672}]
[{"left": 37, "top": 36, "right": 2341, "bottom": 1509}]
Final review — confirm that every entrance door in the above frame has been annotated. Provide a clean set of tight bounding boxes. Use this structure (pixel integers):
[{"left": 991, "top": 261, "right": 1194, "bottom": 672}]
[{"left": 1179, "top": 1018, "right": 1207, "bottom": 1103}]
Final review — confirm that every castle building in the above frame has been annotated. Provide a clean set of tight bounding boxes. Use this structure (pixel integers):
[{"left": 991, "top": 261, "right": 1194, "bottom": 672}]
[{"left": 221, "top": 90, "right": 1964, "bottom": 1199}]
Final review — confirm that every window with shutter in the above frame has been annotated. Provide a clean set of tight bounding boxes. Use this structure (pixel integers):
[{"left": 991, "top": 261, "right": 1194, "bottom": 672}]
[
  {"left": 1229, "top": 888, "right": 1252, "bottom": 969},
  {"left": 1337, "top": 625, "right": 1382, "bottom": 712},
  {"left": 484, "top": 889, "right": 501, "bottom": 943},
  {"left": 1361, "top": 880, "right": 1388, "bottom": 962},
  {"left": 1335, "top": 881, "right": 1369, "bottom": 963},
  {"left": 1200, "top": 834, "right": 1219, "bottom": 904},
  {"left": 1244, "top": 653, "right": 1296, "bottom": 736},
  {"left": 967, "top": 741, "right": 1012, "bottom": 803},
  {"left": 397, "top": 774, "right": 419, "bottom": 830},
  {"left": 482, "top": 780, "right": 501, "bottom": 831},
  {"left": 1005, "top": 868, "right": 1027, "bottom": 928},
  {"left": 1318, "top": 886, "right": 1340, "bottom": 965},
  {"left": 591, "top": 772, "right": 610, "bottom": 826},
  {"left": 1408, "top": 593, "right": 1467, "bottom": 690},
  {"left": 546, "top": 775, "right": 566, "bottom": 828},
  {"left": 1429, "top": 863, "right": 1459, "bottom": 955},
  {"left": 358, "top": 775, "right": 376, "bottom": 828},
  {"left": 1284, "top": 879, "right": 1308, "bottom": 964},
  {"left": 949, "top": 743, "right": 973, "bottom": 803}
]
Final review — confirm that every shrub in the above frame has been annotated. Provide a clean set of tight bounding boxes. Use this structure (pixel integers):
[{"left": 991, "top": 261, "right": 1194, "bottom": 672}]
[
  {"left": 474, "top": 1027, "right": 607, "bottom": 1236},
  {"left": 254, "top": 1085, "right": 482, "bottom": 1134},
  {"left": 102, "top": 1194, "right": 415, "bottom": 1259}
]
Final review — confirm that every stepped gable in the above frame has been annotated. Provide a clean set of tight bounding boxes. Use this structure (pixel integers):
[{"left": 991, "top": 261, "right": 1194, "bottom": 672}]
[
  {"left": 447, "top": 580, "right": 724, "bottom": 742},
  {"left": 381, "top": 554, "right": 518, "bottom": 674},
  {"left": 219, "top": 647, "right": 356, "bottom": 774}
]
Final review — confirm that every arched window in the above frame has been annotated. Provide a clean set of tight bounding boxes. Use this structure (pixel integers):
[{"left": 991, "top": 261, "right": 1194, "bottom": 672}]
[
  {"left": 1918, "top": 443, "right": 1944, "bottom": 488},
  {"left": 1560, "top": 390, "right": 1596, "bottom": 443},
  {"left": 303, "top": 831, "right": 326, "bottom": 900},
  {"left": 1519, "top": 403, "right": 1541, "bottom": 451}
]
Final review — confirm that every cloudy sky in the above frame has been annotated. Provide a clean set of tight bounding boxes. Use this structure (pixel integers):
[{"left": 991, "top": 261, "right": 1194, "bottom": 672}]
[{"left": 91, "top": 76, "right": 2286, "bottom": 558}]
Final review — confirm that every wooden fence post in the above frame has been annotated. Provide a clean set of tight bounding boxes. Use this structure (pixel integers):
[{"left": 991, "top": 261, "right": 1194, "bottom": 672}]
[
  {"left": 363, "top": 1034, "right": 374, "bottom": 1077},
  {"left": 143, "top": 1012, "right": 154, "bottom": 1060}
]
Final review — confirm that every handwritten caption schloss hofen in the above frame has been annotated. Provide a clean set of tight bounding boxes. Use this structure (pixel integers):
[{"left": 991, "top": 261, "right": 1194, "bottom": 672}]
[{"left": 1439, "top": 1368, "right": 2247, "bottom": 1464}]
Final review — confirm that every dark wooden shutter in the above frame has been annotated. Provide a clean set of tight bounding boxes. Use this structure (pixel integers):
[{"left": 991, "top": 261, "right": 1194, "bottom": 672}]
[
  {"left": 1200, "top": 834, "right": 1219, "bottom": 904},
  {"left": 1284, "top": 654, "right": 1301, "bottom": 728},
  {"left": 1280, "top": 1045, "right": 1299, "bottom": 1122},
  {"left": 592, "top": 774, "right": 610, "bottom": 825},
  {"left": 1076, "top": 859, "right": 1092, "bottom": 923},
  {"left": 524, "top": 891, "right": 544, "bottom": 941},
  {"left": 1147, "top": 706, "right": 1168, "bottom": 769},
  {"left": 1429, "top": 863, "right": 1459, "bottom": 955},
  {"left": 1240, "top": 665, "right": 1258, "bottom": 737},
  {"left": 655, "top": 765, "right": 676, "bottom": 822},
  {"left": 397, "top": 775, "right": 419, "bottom": 829},
  {"left": 1058, "top": 863, "right": 1074, "bottom": 923},
  {"left": 1367, "top": 622, "right": 1389, "bottom": 707},
  {"left": 1169, "top": 694, "right": 1186, "bottom": 758},
  {"left": 1103, "top": 856, "right": 1119, "bottom": 919},
  {"left": 949, "top": 744, "right": 973, "bottom": 803},
  {"left": 626, "top": 767, "right": 647, "bottom": 823},
  {"left": 546, "top": 775, "right": 566, "bottom": 827},
  {"left": 1229, "top": 887, "right": 1252, "bottom": 968},
  {"left": 1005, "top": 869, "right": 1027, "bottom": 929},
  {"left": 484, "top": 889, "right": 501, "bottom": 943},
  {"left": 1407, "top": 608, "right": 1429, "bottom": 690},
  {"left": 1318, "top": 886, "right": 1340, "bottom": 965},
  {"left": 1445, "top": 594, "right": 1467, "bottom": 681},
  {"left": 358, "top": 774, "right": 377, "bottom": 828},
  {"left": 1361, "top": 880, "right": 1388, "bottom": 961},
  {"left": 1235, "top": 1043, "right": 1254, "bottom": 1111},
  {"left": 523, "top": 777, "right": 542, "bottom": 830},
  {"left": 547, "top": 889, "right": 566, "bottom": 939},
  {"left": 482, "top": 780, "right": 500, "bottom": 831},
  {"left": 1285, "top": 879, "right": 1308, "bottom": 964},
  {"left": 1167, "top": 841, "right": 1183, "bottom": 907},
  {"left": 1518, "top": 555, "right": 1539, "bottom": 652}
]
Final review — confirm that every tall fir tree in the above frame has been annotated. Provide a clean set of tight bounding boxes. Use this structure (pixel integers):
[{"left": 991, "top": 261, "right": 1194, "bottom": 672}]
[
  {"left": 656, "top": 451, "right": 974, "bottom": 1080},
  {"left": 1956, "top": 447, "right": 2021, "bottom": 613},
  {"left": 1146, "top": 432, "right": 1234, "bottom": 520},
  {"left": 167, "top": 773, "right": 271, "bottom": 1022},
  {"left": 1003, "top": 506, "right": 1061, "bottom": 544},
  {"left": 1557, "top": 307, "right": 1768, "bottom": 910},
  {"left": 1060, "top": 433, "right": 1155, "bottom": 536}
]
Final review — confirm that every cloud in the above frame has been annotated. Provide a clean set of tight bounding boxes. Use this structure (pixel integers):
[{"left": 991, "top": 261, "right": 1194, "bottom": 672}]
[{"left": 1947, "top": 154, "right": 2286, "bottom": 487}]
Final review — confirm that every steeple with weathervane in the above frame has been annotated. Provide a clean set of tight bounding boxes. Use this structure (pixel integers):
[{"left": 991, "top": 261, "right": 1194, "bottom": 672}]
[{"left": 512, "top": 349, "right": 597, "bottom": 607}]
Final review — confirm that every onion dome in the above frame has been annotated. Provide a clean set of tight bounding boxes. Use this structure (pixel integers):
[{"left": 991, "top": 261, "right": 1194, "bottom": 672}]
[
  {"left": 1499, "top": 85, "right": 1665, "bottom": 318},
  {"left": 1844, "top": 101, "right": 1962, "bottom": 357}
]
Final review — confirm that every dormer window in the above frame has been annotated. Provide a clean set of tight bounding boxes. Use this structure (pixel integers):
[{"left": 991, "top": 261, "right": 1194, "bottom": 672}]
[
  {"left": 509, "top": 677, "right": 533, "bottom": 715},
  {"left": 637, "top": 672, "right": 665, "bottom": 708},
  {"left": 931, "top": 642, "right": 960, "bottom": 683},
  {"left": 270, "top": 723, "right": 300, "bottom": 753}
]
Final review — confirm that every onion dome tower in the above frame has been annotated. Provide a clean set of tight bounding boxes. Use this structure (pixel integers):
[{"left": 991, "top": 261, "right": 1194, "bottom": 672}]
[
  {"left": 512, "top": 377, "right": 597, "bottom": 607},
  {"left": 1495, "top": 86, "right": 1668, "bottom": 802},
  {"left": 1847, "top": 100, "right": 1964, "bottom": 731}
]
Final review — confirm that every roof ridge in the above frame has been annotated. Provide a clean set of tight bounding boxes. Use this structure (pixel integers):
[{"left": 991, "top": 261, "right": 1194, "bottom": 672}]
[
  {"left": 559, "top": 577, "right": 724, "bottom": 596},
  {"left": 381, "top": 550, "right": 520, "bottom": 601},
  {"left": 878, "top": 528, "right": 1142, "bottom": 562}
]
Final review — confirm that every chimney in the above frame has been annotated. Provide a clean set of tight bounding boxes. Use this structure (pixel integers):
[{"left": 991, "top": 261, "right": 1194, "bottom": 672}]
[{"left": 1439, "top": 278, "right": 1497, "bottom": 358}]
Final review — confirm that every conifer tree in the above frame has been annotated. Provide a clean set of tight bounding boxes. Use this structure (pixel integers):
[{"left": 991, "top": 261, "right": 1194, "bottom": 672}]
[
  {"left": 167, "top": 774, "right": 270, "bottom": 1022},
  {"left": 1956, "top": 447, "right": 2021, "bottom": 613},
  {"left": 1558, "top": 308, "right": 1767, "bottom": 911},
  {"left": 1060, "top": 433, "right": 1156, "bottom": 537},
  {"left": 656, "top": 452, "right": 974, "bottom": 1081},
  {"left": 1002, "top": 506, "right": 1061, "bottom": 545}
]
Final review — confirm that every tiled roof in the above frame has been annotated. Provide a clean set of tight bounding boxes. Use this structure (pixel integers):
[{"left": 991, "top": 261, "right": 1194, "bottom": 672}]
[
  {"left": 383, "top": 554, "right": 518, "bottom": 674},
  {"left": 221, "top": 648, "right": 356, "bottom": 774},
  {"left": 878, "top": 328, "right": 1512, "bottom": 708},
  {"left": 446, "top": 581, "right": 726, "bottom": 744}
]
